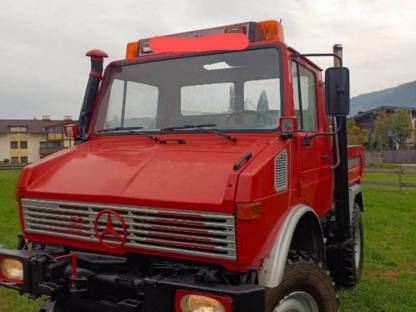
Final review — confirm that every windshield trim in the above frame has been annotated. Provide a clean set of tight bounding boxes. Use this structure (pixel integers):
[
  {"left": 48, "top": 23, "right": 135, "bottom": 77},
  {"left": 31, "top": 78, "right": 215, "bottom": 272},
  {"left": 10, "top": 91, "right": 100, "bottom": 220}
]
[{"left": 92, "top": 45, "right": 284, "bottom": 136}]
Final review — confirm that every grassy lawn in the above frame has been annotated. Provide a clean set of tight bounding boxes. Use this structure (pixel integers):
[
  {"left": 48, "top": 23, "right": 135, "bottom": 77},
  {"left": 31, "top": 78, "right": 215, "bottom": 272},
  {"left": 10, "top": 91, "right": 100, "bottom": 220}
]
[
  {"left": 339, "top": 186, "right": 416, "bottom": 311},
  {"left": 0, "top": 170, "right": 415, "bottom": 311},
  {"left": 0, "top": 171, "right": 43, "bottom": 311}
]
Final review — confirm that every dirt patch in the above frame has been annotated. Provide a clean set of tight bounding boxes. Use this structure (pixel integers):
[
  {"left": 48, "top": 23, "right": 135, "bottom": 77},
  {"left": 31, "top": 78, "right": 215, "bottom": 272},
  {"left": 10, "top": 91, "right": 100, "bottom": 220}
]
[{"left": 365, "top": 266, "right": 416, "bottom": 281}]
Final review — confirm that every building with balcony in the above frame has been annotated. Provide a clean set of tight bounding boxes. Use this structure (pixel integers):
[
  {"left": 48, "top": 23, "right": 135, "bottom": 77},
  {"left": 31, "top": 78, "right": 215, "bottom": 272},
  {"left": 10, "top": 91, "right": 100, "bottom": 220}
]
[
  {"left": 0, "top": 116, "right": 75, "bottom": 164},
  {"left": 353, "top": 106, "right": 416, "bottom": 150}
]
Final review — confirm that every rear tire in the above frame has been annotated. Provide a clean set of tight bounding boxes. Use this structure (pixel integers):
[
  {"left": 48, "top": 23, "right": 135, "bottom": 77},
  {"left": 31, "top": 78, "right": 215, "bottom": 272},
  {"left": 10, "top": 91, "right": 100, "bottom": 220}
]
[
  {"left": 265, "top": 251, "right": 338, "bottom": 312},
  {"left": 331, "top": 204, "right": 364, "bottom": 288}
]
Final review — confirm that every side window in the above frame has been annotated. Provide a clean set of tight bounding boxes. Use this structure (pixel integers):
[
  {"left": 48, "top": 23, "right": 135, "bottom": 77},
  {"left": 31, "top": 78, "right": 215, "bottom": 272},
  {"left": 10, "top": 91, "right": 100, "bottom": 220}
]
[
  {"left": 291, "top": 64, "right": 301, "bottom": 123},
  {"left": 291, "top": 62, "right": 318, "bottom": 131}
]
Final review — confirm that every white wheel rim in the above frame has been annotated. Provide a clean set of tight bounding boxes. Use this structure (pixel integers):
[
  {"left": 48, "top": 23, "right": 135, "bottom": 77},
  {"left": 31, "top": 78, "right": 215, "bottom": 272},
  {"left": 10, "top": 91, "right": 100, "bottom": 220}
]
[
  {"left": 354, "top": 220, "right": 362, "bottom": 267},
  {"left": 274, "top": 291, "right": 319, "bottom": 312}
]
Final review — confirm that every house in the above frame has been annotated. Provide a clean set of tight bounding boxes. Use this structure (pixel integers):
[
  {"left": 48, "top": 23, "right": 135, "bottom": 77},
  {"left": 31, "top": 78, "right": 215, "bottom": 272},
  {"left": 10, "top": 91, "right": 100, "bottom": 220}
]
[
  {"left": 0, "top": 116, "right": 75, "bottom": 164},
  {"left": 352, "top": 106, "right": 416, "bottom": 150}
]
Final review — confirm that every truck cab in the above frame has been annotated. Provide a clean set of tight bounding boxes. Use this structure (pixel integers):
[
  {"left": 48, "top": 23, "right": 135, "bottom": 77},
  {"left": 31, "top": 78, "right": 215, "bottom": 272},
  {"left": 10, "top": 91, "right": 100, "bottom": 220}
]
[{"left": 0, "top": 21, "right": 364, "bottom": 312}]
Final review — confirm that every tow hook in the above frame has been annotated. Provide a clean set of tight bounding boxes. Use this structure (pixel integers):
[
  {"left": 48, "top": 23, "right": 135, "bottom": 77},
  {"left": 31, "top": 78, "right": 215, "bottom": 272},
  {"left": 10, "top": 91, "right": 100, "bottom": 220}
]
[{"left": 54, "top": 253, "right": 88, "bottom": 293}]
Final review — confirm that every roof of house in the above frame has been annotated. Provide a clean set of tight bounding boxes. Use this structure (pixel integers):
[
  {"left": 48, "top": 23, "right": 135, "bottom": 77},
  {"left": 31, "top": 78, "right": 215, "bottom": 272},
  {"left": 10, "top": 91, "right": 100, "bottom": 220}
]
[
  {"left": 353, "top": 106, "right": 416, "bottom": 122},
  {"left": 0, "top": 119, "right": 75, "bottom": 134}
]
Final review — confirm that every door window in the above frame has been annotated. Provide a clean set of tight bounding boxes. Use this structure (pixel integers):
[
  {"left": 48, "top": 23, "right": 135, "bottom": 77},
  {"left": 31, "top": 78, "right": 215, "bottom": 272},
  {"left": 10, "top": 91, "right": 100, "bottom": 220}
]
[{"left": 292, "top": 62, "right": 318, "bottom": 131}]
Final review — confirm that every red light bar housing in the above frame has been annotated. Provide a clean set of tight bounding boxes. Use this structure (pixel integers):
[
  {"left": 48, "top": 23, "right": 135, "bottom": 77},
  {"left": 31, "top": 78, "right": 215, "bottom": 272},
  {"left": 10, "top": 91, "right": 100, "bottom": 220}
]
[{"left": 125, "top": 20, "right": 284, "bottom": 59}]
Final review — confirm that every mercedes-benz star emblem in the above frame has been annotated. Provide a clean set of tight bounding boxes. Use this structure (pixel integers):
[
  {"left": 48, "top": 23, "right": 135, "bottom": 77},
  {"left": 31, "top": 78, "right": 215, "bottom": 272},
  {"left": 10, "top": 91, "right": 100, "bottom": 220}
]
[{"left": 94, "top": 209, "right": 127, "bottom": 249}]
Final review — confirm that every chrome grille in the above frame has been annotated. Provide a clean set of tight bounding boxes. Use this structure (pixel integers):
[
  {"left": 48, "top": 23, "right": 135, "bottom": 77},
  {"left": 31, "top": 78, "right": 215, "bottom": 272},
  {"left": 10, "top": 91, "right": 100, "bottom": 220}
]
[
  {"left": 274, "top": 149, "right": 288, "bottom": 192},
  {"left": 22, "top": 198, "right": 236, "bottom": 259}
]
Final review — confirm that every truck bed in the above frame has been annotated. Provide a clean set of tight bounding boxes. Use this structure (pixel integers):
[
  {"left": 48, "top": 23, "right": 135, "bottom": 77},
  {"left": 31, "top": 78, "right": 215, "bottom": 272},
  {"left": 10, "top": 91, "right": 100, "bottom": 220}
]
[{"left": 348, "top": 145, "right": 365, "bottom": 185}]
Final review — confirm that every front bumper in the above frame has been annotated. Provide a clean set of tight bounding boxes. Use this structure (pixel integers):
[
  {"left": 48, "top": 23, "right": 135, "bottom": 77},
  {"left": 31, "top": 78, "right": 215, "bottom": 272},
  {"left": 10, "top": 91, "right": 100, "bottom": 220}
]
[
  {"left": 143, "top": 277, "right": 265, "bottom": 312},
  {"left": 0, "top": 248, "right": 265, "bottom": 312}
]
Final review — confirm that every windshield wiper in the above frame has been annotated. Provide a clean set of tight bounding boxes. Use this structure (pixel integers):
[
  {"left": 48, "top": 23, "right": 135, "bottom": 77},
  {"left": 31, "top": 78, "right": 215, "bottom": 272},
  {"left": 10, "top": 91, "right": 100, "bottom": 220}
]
[
  {"left": 161, "top": 124, "right": 237, "bottom": 142},
  {"left": 98, "top": 126, "right": 144, "bottom": 132},
  {"left": 97, "top": 126, "right": 159, "bottom": 142},
  {"left": 161, "top": 124, "right": 216, "bottom": 131}
]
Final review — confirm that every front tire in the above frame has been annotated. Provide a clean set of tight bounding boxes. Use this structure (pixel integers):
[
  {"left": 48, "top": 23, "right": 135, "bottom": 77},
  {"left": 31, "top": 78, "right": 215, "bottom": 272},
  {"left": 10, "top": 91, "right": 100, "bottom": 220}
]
[
  {"left": 39, "top": 302, "right": 64, "bottom": 312},
  {"left": 39, "top": 299, "right": 71, "bottom": 312},
  {"left": 265, "top": 251, "right": 338, "bottom": 312}
]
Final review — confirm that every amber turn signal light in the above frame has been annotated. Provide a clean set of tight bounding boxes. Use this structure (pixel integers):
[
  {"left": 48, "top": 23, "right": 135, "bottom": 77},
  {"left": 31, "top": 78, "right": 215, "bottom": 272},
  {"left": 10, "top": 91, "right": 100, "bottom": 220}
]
[
  {"left": 236, "top": 202, "right": 262, "bottom": 220},
  {"left": 256, "top": 20, "right": 284, "bottom": 42},
  {"left": 126, "top": 41, "right": 139, "bottom": 59}
]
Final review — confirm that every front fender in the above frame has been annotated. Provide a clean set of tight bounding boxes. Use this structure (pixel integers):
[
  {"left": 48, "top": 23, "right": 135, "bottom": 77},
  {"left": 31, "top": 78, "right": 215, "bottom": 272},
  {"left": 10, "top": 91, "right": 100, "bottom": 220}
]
[{"left": 258, "top": 204, "right": 322, "bottom": 288}]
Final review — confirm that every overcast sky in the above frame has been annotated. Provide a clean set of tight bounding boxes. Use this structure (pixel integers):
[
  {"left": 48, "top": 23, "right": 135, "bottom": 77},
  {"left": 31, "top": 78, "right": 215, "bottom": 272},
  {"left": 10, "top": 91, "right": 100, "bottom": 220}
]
[{"left": 0, "top": 0, "right": 415, "bottom": 119}]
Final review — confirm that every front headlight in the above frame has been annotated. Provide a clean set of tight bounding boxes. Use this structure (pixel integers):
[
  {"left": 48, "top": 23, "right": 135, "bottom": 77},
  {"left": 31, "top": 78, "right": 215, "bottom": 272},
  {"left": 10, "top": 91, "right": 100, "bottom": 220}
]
[
  {"left": 0, "top": 258, "right": 23, "bottom": 281},
  {"left": 180, "top": 294, "right": 225, "bottom": 312}
]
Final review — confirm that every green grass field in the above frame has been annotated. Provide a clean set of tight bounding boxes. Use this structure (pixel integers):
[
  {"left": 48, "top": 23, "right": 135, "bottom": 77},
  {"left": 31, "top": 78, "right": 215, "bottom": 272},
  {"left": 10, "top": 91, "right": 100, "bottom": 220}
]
[{"left": 0, "top": 170, "right": 415, "bottom": 311}]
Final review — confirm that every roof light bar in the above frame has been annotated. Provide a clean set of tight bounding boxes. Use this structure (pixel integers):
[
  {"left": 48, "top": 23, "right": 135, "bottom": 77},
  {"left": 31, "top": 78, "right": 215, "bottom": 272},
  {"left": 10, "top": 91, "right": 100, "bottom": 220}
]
[{"left": 125, "top": 20, "right": 284, "bottom": 59}]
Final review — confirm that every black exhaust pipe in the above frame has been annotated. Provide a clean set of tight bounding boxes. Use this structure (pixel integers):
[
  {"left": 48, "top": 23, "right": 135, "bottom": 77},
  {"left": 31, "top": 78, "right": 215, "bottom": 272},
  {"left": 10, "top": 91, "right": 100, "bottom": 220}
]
[{"left": 78, "top": 49, "right": 108, "bottom": 141}]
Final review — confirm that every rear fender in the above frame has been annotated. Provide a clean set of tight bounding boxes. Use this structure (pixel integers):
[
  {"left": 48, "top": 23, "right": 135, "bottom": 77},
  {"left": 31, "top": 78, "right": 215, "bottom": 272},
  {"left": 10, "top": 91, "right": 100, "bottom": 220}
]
[{"left": 349, "top": 184, "right": 363, "bottom": 216}]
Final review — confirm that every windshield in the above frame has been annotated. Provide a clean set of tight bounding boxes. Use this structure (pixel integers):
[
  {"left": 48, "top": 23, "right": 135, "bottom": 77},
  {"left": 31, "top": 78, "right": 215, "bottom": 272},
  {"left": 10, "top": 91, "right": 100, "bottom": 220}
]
[{"left": 95, "top": 48, "right": 282, "bottom": 132}]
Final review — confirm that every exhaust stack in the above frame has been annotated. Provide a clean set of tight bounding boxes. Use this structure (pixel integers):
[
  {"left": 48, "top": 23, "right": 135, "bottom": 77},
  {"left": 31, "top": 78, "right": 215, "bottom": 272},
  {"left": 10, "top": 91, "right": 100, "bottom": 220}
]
[
  {"left": 78, "top": 49, "right": 108, "bottom": 140},
  {"left": 332, "top": 44, "right": 351, "bottom": 241},
  {"left": 333, "top": 44, "right": 343, "bottom": 67}
]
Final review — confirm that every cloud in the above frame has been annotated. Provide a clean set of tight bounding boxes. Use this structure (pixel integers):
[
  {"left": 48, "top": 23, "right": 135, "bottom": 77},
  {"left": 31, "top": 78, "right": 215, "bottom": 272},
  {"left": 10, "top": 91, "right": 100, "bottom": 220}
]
[{"left": 0, "top": 0, "right": 415, "bottom": 118}]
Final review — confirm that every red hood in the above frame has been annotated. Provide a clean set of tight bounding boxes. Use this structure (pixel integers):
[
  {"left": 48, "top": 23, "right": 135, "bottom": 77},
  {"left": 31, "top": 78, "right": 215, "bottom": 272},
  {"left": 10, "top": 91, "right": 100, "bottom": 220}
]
[{"left": 19, "top": 134, "right": 273, "bottom": 213}]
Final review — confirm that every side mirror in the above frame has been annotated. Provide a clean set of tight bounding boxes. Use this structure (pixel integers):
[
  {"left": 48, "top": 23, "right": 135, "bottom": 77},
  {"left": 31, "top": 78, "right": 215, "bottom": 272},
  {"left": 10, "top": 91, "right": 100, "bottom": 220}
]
[
  {"left": 64, "top": 123, "right": 80, "bottom": 138},
  {"left": 325, "top": 67, "right": 350, "bottom": 117},
  {"left": 279, "top": 116, "right": 298, "bottom": 140}
]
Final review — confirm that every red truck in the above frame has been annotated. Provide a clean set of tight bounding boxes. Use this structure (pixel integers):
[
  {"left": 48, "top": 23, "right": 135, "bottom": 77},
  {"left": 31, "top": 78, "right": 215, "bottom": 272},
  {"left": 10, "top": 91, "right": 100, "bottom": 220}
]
[{"left": 0, "top": 20, "right": 364, "bottom": 312}]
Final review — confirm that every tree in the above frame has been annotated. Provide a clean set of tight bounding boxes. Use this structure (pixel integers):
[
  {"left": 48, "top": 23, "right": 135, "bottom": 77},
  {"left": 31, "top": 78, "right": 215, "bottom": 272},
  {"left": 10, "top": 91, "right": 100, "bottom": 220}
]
[
  {"left": 392, "top": 108, "right": 413, "bottom": 149},
  {"left": 373, "top": 110, "right": 392, "bottom": 151},
  {"left": 347, "top": 118, "right": 368, "bottom": 145}
]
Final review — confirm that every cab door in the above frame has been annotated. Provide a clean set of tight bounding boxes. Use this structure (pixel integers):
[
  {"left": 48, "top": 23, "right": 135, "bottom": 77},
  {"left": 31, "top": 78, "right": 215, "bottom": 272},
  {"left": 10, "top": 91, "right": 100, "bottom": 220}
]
[{"left": 291, "top": 60, "right": 333, "bottom": 216}]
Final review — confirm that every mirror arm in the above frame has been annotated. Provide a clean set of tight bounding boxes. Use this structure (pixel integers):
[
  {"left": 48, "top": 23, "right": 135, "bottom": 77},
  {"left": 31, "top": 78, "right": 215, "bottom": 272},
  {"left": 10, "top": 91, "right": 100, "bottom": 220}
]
[
  {"left": 303, "top": 118, "right": 344, "bottom": 146},
  {"left": 330, "top": 118, "right": 341, "bottom": 169},
  {"left": 280, "top": 132, "right": 293, "bottom": 140},
  {"left": 300, "top": 53, "right": 343, "bottom": 67}
]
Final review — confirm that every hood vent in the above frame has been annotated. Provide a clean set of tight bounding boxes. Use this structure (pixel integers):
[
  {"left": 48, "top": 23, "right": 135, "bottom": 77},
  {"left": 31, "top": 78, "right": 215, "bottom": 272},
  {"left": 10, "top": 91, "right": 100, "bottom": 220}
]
[{"left": 274, "top": 149, "right": 288, "bottom": 192}]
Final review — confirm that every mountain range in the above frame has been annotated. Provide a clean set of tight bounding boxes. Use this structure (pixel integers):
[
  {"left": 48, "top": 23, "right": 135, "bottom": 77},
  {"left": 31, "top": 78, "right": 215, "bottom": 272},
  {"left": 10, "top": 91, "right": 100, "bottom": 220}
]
[{"left": 350, "top": 80, "right": 416, "bottom": 115}]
